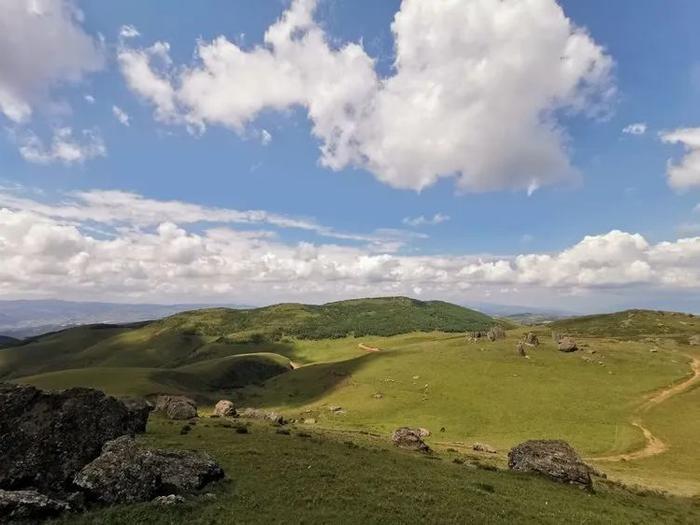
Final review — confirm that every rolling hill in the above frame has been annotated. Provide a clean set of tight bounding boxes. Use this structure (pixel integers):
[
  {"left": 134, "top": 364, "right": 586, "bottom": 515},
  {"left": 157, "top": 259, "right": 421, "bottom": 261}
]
[
  {"left": 0, "top": 335, "right": 19, "bottom": 347},
  {"left": 1, "top": 297, "right": 498, "bottom": 393},
  {"left": 548, "top": 309, "right": 700, "bottom": 340}
]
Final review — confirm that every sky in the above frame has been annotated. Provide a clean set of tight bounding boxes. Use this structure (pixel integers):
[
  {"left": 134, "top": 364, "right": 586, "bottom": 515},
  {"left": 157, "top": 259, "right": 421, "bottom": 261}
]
[{"left": 1, "top": 0, "right": 700, "bottom": 312}]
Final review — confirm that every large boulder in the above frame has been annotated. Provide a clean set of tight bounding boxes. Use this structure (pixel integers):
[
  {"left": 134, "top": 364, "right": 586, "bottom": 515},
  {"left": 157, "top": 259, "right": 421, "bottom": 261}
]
[
  {"left": 524, "top": 332, "right": 539, "bottom": 346},
  {"left": 155, "top": 395, "right": 198, "bottom": 420},
  {"left": 0, "top": 383, "right": 147, "bottom": 495},
  {"left": 689, "top": 335, "right": 700, "bottom": 346},
  {"left": 487, "top": 326, "right": 506, "bottom": 342},
  {"left": 557, "top": 337, "right": 578, "bottom": 353},
  {"left": 214, "top": 400, "right": 237, "bottom": 418},
  {"left": 507, "top": 440, "right": 592, "bottom": 488},
  {"left": 0, "top": 489, "right": 70, "bottom": 521},
  {"left": 120, "top": 397, "right": 154, "bottom": 432},
  {"left": 391, "top": 427, "right": 431, "bottom": 453},
  {"left": 74, "top": 436, "right": 224, "bottom": 504}
]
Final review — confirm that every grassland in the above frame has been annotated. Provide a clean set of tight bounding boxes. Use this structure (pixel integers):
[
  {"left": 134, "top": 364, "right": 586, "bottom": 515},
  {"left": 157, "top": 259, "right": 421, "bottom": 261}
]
[
  {"left": 53, "top": 415, "right": 700, "bottom": 525},
  {"left": 5, "top": 304, "right": 700, "bottom": 499}
]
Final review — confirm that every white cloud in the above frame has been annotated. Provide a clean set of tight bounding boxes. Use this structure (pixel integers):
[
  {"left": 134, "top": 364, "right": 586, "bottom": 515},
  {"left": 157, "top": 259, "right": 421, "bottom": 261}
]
[
  {"left": 622, "top": 122, "right": 647, "bottom": 135},
  {"left": 260, "top": 129, "right": 272, "bottom": 146},
  {"left": 112, "top": 105, "right": 130, "bottom": 126},
  {"left": 119, "top": 25, "right": 140, "bottom": 39},
  {"left": 18, "top": 127, "right": 106, "bottom": 165},
  {"left": 660, "top": 127, "right": 700, "bottom": 190},
  {"left": 119, "top": 0, "right": 614, "bottom": 193},
  {"left": 1, "top": 203, "right": 699, "bottom": 304},
  {"left": 0, "top": 187, "right": 422, "bottom": 250},
  {"left": 402, "top": 213, "right": 450, "bottom": 227},
  {"left": 84, "top": 94, "right": 95, "bottom": 104},
  {"left": 0, "top": 0, "right": 103, "bottom": 123}
]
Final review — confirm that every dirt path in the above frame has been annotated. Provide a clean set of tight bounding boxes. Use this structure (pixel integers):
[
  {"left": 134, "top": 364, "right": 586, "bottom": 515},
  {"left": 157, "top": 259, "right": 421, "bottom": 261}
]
[{"left": 593, "top": 355, "right": 699, "bottom": 462}]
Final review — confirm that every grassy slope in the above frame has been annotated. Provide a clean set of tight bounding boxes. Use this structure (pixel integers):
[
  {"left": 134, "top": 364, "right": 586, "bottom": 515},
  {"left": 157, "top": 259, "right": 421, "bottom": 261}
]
[
  {"left": 55, "top": 415, "right": 700, "bottom": 524},
  {"left": 14, "top": 353, "right": 292, "bottom": 401},
  {"left": 1, "top": 297, "right": 497, "bottom": 380},
  {"left": 549, "top": 309, "right": 700, "bottom": 340},
  {"left": 237, "top": 331, "right": 687, "bottom": 458}
]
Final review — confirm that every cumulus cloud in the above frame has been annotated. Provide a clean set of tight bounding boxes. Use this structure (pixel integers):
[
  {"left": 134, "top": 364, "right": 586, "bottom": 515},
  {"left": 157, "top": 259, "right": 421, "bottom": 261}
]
[
  {"left": 660, "top": 127, "right": 700, "bottom": 190},
  {"left": 112, "top": 105, "right": 130, "bottom": 126},
  {"left": 18, "top": 128, "right": 106, "bottom": 165},
  {"left": 402, "top": 213, "right": 450, "bottom": 227},
  {"left": 622, "top": 122, "right": 647, "bottom": 135},
  {"left": 119, "top": 0, "right": 614, "bottom": 193},
  {"left": 0, "top": 203, "right": 698, "bottom": 304},
  {"left": 260, "top": 129, "right": 272, "bottom": 146},
  {"left": 0, "top": 0, "right": 103, "bottom": 123}
]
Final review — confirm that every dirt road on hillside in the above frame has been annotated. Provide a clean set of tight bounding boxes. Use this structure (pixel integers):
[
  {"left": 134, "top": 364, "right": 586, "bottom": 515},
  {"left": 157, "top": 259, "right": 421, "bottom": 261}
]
[{"left": 593, "top": 355, "right": 699, "bottom": 462}]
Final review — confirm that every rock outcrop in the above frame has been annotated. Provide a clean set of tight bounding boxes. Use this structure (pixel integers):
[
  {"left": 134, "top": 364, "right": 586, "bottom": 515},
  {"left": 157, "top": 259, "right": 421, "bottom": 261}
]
[
  {"left": 0, "top": 383, "right": 147, "bottom": 495},
  {"left": 74, "top": 436, "right": 224, "bottom": 504},
  {"left": 0, "top": 489, "right": 71, "bottom": 521},
  {"left": 238, "top": 408, "right": 286, "bottom": 425},
  {"left": 689, "top": 335, "right": 700, "bottom": 346},
  {"left": 524, "top": 332, "right": 539, "bottom": 346},
  {"left": 214, "top": 400, "right": 237, "bottom": 418},
  {"left": 391, "top": 427, "right": 431, "bottom": 453},
  {"left": 507, "top": 440, "right": 593, "bottom": 488},
  {"left": 155, "top": 395, "right": 198, "bottom": 420},
  {"left": 557, "top": 337, "right": 578, "bottom": 353},
  {"left": 120, "top": 397, "right": 154, "bottom": 433}
]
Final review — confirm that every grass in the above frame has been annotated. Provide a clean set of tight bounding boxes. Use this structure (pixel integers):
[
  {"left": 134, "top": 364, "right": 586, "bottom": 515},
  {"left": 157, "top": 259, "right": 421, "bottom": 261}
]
[
  {"left": 52, "top": 415, "right": 700, "bottom": 524},
  {"left": 549, "top": 309, "right": 700, "bottom": 340}
]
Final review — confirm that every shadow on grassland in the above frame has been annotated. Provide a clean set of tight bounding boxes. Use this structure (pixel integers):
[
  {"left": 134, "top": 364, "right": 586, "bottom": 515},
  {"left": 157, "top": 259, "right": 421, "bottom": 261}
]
[{"left": 238, "top": 350, "right": 403, "bottom": 409}]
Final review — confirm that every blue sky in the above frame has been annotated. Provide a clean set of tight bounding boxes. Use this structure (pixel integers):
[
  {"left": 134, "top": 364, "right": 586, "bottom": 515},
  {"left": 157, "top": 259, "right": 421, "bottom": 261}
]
[{"left": 1, "top": 0, "right": 700, "bottom": 311}]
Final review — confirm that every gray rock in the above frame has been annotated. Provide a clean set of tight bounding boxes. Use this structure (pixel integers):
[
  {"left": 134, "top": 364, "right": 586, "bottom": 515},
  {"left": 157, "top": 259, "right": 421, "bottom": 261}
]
[
  {"left": 238, "top": 408, "right": 286, "bottom": 425},
  {"left": 0, "top": 383, "right": 147, "bottom": 495},
  {"left": 689, "top": 335, "right": 700, "bottom": 346},
  {"left": 524, "top": 332, "right": 539, "bottom": 346},
  {"left": 156, "top": 395, "right": 198, "bottom": 420},
  {"left": 472, "top": 442, "right": 497, "bottom": 454},
  {"left": 153, "top": 494, "right": 185, "bottom": 506},
  {"left": 74, "top": 436, "right": 224, "bottom": 504},
  {"left": 507, "top": 440, "right": 593, "bottom": 488},
  {"left": 0, "top": 489, "right": 70, "bottom": 521},
  {"left": 557, "top": 337, "right": 578, "bottom": 353},
  {"left": 213, "top": 400, "right": 237, "bottom": 418},
  {"left": 120, "top": 397, "right": 154, "bottom": 432},
  {"left": 391, "top": 427, "right": 431, "bottom": 453}
]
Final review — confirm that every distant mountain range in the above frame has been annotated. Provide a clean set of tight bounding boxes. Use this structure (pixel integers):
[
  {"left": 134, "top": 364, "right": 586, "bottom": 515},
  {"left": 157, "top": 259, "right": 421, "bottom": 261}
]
[{"left": 0, "top": 300, "right": 249, "bottom": 339}]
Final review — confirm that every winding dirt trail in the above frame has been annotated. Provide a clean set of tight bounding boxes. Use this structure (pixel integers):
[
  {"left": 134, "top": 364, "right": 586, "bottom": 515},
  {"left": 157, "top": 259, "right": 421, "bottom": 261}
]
[{"left": 593, "top": 355, "right": 700, "bottom": 462}]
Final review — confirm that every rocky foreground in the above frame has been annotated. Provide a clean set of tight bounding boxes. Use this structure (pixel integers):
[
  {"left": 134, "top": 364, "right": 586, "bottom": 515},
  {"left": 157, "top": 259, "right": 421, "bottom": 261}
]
[{"left": 0, "top": 383, "right": 224, "bottom": 522}]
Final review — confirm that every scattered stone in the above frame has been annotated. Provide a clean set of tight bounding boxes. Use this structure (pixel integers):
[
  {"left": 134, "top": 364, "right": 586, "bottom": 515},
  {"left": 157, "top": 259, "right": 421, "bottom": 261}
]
[
  {"left": 557, "top": 337, "right": 578, "bottom": 353},
  {"left": 238, "top": 408, "right": 286, "bottom": 425},
  {"left": 412, "top": 375, "right": 420, "bottom": 380},
  {"left": 507, "top": 440, "right": 593, "bottom": 488},
  {"left": 372, "top": 393, "right": 384, "bottom": 399},
  {"left": 155, "top": 395, "right": 198, "bottom": 420},
  {"left": 328, "top": 405, "right": 343, "bottom": 413},
  {"left": 650, "top": 348, "right": 658, "bottom": 353},
  {"left": 472, "top": 442, "right": 497, "bottom": 454},
  {"left": 0, "top": 489, "right": 71, "bottom": 521},
  {"left": 213, "top": 400, "right": 237, "bottom": 418},
  {"left": 74, "top": 436, "right": 224, "bottom": 504},
  {"left": 688, "top": 335, "right": 700, "bottom": 346},
  {"left": 153, "top": 494, "right": 185, "bottom": 506},
  {"left": 0, "top": 383, "right": 147, "bottom": 495},
  {"left": 417, "top": 427, "right": 431, "bottom": 437},
  {"left": 517, "top": 341, "right": 527, "bottom": 357},
  {"left": 303, "top": 418, "right": 317, "bottom": 425},
  {"left": 119, "top": 397, "right": 154, "bottom": 433},
  {"left": 524, "top": 332, "right": 539, "bottom": 346},
  {"left": 391, "top": 427, "right": 431, "bottom": 453}
]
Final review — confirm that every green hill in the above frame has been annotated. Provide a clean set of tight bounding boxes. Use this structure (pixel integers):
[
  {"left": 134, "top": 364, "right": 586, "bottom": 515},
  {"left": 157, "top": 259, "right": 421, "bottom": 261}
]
[
  {"left": 0, "top": 335, "right": 19, "bottom": 347},
  {"left": 2, "top": 297, "right": 497, "bottom": 396},
  {"left": 548, "top": 309, "right": 700, "bottom": 339}
]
